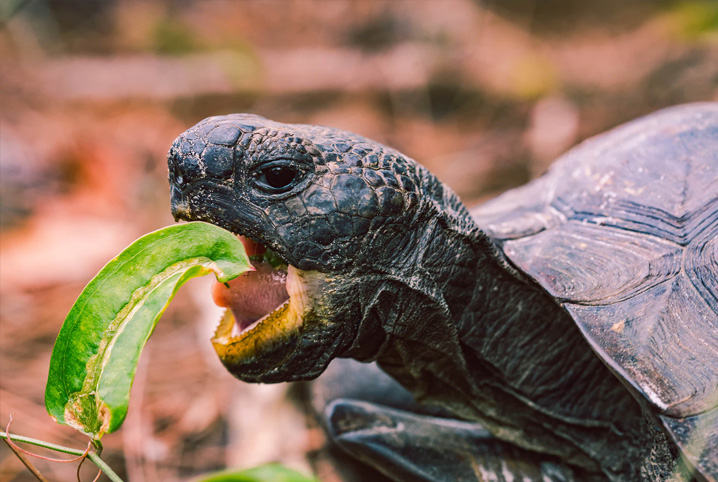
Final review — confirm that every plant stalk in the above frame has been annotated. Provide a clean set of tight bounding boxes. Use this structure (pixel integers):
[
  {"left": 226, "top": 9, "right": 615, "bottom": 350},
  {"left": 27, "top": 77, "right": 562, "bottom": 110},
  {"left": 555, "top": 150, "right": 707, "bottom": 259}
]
[
  {"left": 2, "top": 437, "right": 50, "bottom": 482},
  {"left": 0, "top": 431, "right": 124, "bottom": 482}
]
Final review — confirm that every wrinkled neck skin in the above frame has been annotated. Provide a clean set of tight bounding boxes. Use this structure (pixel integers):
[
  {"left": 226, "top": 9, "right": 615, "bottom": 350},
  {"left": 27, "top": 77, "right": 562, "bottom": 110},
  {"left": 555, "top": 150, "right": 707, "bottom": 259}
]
[{"left": 339, "top": 175, "right": 652, "bottom": 480}]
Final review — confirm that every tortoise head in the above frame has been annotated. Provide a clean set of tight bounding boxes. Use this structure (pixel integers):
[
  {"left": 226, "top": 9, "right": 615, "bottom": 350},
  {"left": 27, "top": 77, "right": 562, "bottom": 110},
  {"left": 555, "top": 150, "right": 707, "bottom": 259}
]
[{"left": 168, "top": 114, "right": 476, "bottom": 383}]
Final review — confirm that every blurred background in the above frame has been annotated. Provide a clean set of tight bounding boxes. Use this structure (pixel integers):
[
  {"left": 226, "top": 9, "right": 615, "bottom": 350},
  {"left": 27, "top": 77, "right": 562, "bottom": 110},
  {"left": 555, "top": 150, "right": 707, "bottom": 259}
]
[{"left": 1, "top": 0, "right": 716, "bottom": 480}]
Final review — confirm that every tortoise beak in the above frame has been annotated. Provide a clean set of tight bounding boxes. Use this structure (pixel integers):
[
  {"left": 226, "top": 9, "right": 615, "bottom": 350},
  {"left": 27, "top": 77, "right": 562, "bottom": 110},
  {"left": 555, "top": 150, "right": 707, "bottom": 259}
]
[{"left": 170, "top": 186, "right": 191, "bottom": 222}]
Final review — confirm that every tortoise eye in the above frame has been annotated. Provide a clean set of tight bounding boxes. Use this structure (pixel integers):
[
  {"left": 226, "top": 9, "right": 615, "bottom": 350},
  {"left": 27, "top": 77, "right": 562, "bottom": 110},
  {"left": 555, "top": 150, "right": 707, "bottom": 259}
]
[
  {"left": 264, "top": 166, "right": 296, "bottom": 188},
  {"left": 253, "top": 161, "right": 304, "bottom": 193}
]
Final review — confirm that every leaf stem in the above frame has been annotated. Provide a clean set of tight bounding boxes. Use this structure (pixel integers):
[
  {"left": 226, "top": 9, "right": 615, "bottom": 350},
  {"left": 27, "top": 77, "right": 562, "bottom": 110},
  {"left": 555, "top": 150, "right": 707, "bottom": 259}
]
[
  {"left": 87, "top": 451, "right": 124, "bottom": 482},
  {"left": 1, "top": 431, "right": 86, "bottom": 456},
  {"left": 0, "top": 431, "right": 125, "bottom": 482},
  {"left": 2, "top": 437, "right": 50, "bottom": 482}
]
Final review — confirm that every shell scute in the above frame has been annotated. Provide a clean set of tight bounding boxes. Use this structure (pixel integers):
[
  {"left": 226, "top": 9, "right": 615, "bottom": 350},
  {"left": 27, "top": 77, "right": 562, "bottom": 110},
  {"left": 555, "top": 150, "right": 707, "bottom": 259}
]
[{"left": 472, "top": 104, "right": 718, "bottom": 479}]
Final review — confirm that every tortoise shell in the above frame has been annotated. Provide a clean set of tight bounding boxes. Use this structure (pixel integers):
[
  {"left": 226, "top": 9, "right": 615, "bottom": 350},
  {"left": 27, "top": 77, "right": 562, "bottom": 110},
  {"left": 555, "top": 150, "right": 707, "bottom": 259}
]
[{"left": 471, "top": 103, "right": 718, "bottom": 480}]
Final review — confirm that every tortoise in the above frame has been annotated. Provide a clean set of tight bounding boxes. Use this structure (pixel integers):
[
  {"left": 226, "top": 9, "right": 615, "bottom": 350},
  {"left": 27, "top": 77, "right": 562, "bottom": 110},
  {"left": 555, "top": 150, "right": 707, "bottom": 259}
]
[{"left": 167, "top": 103, "right": 718, "bottom": 481}]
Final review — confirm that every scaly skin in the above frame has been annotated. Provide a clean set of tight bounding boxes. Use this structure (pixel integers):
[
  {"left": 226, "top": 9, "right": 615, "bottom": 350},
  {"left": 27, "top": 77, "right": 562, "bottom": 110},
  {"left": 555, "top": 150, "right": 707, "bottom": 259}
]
[{"left": 168, "top": 114, "right": 679, "bottom": 481}]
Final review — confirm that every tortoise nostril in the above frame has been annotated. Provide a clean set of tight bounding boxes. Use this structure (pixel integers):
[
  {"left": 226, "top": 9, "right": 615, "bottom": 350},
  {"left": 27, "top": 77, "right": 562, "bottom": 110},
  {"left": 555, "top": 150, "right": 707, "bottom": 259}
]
[{"left": 174, "top": 154, "right": 202, "bottom": 184}]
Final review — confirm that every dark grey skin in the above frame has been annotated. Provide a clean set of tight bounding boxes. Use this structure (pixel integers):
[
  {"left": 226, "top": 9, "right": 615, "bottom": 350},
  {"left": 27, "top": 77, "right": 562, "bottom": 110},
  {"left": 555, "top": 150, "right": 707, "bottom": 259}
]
[{"left": 168, "top": 104, "right": 717, "bottom": 482}]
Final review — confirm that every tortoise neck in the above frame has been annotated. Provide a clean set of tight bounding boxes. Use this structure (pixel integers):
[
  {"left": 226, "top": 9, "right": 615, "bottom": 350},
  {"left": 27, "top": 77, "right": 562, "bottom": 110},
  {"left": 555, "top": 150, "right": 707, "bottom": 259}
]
[{"left": 375, "top": 208, "right": 649, "bottom": 476}]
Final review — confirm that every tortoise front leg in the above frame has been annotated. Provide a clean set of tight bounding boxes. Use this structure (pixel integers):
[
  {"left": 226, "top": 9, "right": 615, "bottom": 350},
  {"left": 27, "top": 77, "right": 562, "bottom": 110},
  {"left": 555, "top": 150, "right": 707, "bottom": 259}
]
[
  {"left": 312, "top": 359, "right": 589, "bottom": 482},
  {"left": 324, "top": 398, "right": 585, "bottom": 482}
]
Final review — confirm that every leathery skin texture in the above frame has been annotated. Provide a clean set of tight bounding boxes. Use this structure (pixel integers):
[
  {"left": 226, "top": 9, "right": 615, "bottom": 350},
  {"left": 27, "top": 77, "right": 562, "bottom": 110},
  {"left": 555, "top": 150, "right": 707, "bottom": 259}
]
[{"left": 168, "top": 112, "right": 708, "bottom": 482}]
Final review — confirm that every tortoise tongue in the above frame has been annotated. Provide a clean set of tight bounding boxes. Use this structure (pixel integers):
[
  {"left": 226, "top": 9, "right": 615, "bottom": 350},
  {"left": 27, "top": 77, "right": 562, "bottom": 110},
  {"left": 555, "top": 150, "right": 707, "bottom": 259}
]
[{"left": 211, "top": 238, "right": 289, "bottom": 332}]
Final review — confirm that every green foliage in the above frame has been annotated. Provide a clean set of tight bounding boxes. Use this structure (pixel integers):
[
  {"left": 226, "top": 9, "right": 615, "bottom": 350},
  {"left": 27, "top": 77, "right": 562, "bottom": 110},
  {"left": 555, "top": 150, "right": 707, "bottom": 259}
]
[
  {"left": 192, "top": 463, "right": 319, "bottom": 482},
  {"left": 45, "top": 222, "right": 251, "bottom": 439}
]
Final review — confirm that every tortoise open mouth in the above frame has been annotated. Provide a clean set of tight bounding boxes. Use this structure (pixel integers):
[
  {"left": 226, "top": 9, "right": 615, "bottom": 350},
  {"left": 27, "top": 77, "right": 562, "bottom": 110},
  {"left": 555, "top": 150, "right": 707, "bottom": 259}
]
[
  {"left": 209, "top": 236, "right": 320, "bottom": 365},
  {"left": 211, "top": 237, "right": 290, "bottom": 337}
]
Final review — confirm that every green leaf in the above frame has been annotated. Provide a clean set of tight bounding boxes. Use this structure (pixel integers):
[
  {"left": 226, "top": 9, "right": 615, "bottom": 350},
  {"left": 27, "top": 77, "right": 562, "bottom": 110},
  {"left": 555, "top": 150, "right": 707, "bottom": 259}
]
[
  {"left": 192, "top": 463, "right": 319, "bottom": 482},
  {"left": 45, "top": 222, "right": 251, "bottom": 439}
]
